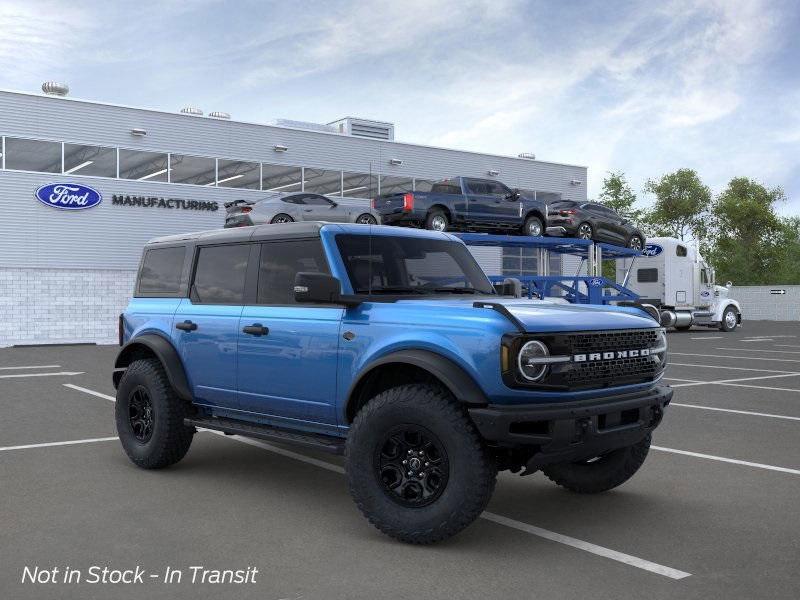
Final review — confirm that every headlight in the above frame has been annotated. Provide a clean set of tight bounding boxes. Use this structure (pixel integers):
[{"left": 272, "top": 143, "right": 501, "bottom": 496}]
[{"left": 517, "top": 340, "right": 550, "bottom": 382}]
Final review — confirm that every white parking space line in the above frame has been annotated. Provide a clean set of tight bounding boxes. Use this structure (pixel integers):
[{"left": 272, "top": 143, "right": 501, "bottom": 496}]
[
  {"left": 210, "top": 431, "right": 691, "bottom": 580},
  {"left": 689, "top": 336, "right": 723, "bottom": 340},
  {"left": 481, "top": 512, "right": 691, "bottom": 580},
  {"left": 776, "top": 344, "right": 800, "bottom": 349},
  {"left": 716, "top": 347, "right": 800, "bottom": 354},
  {"left": 738, "top": 338, "right": 773, "bottom": 342},
  {"left": 63, "top": 383, "right": 116, "bottom": 401},
  {"left": 652, "top": 446, "right": 800, "bottom": 476},
  {"left": 670, "top": 403, "right": 800, "bottom": 422},
  {"left": 0, "top": 364, "right": 61, "bottom": 370},
  {"left": 0, "top": 436, "right": 118, "bottom": 452},
  {"left": 0, "top": 371, "right": 84, "bottom": 379},
  {"left": 671, "top": 352, "right": 800, "bottom": 363},
  {"left": 668, "top": 373, "right": 800, "bottom": 388},
  {"left": 669, "top": 362, "right": 798, "bottom": 373},
  {"left": 718, "top": 382, "right": 800, "bottom": 394}
]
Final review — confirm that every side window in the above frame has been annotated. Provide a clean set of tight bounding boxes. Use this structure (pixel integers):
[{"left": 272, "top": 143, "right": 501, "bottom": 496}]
[
  {"left": 701, "top": 269, "right": 709, "bottom": 284},
  {"left": 676, "top": 245, "right": 688, "bottom": 257},
  {"left": 282, "top": 195, "right": 303, "bottom": 205},
  {"left": 637, "top": 268, "right": 659, "bottom": 283},
  {"left": 486, "top": 181, "right": 511, "bottom": 197},
  {"left": 430, "top": 181, "right": 461, "bottom": 194},
  {"left": 257, "top": 240, "right": 330, "bottom": 304},
  {"left": 192, "top": 244, "right": 250, "bottom": 304},
  {"left": 466, "top": 180, "right": 489, "bottom": 195},
  {"left": 304, "top": 195, "right": 334, "bottom": 206},
  {"left": 137, "top": 246, "right": 186, "bottom": 295}
]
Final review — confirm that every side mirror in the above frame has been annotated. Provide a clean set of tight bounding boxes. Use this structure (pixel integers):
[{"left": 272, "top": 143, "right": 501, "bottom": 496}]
[
  {"left": 329, "top": 201, "right": 338, "bottom": 208},
  {"left": 505, "top": 189, "right": 520, "bottom": 200},
  {"left": 294, "top": 272, "right": 342, "bottom": 304}
]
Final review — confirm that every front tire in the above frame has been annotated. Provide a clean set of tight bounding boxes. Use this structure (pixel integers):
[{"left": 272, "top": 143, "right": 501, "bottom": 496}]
[
  {"left": 115, "top": 358, "right": 194, "bottom": 469},
  {"left": 720, "top": 306, "right": 738, "bottom": 332},
  {"left": 542, "top": 434, "right": 651, "bottom": 494},
  {"left": 346, "top": 384, "right": 497, "bottom": 544}
]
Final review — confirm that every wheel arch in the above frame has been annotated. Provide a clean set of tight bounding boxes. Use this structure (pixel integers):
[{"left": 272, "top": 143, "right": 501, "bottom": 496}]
[
  {"left": 344, "top": 349, "right": 488, "bottom": 423},
  {"left": 427, "top": 204, "right": 452, "bottom": 220},
  {"left": 524, "top": 209, "right": 545, "bottom": 224},
  {"left": 113, "top": 333, "right": 192, "bottom": 401}
]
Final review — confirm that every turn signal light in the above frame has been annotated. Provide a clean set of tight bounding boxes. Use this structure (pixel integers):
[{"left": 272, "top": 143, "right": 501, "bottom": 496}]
[
  {"left": 402, "top": 193, "right": 414, "bottom": 211},
  {"left": 560, "top": 209, "right": 577, "bottom": 215}
]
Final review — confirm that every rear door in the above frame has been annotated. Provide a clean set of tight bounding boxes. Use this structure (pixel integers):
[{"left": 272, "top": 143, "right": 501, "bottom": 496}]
[
  {"left": 236, "top": 238, "right": 343, "bottom": 425},
  {"left": 173, "top": 243, "right": 252, "bottom": 410}
]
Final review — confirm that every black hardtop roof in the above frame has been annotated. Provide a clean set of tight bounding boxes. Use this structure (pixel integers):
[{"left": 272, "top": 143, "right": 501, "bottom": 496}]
[{"left": 145, "top": 222, "right": 325, "bottom": 247}]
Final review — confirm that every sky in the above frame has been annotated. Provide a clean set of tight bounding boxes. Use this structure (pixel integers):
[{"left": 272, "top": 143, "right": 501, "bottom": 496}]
[{"left": 2, "top": 0, "right": 799, "bottom": 212}]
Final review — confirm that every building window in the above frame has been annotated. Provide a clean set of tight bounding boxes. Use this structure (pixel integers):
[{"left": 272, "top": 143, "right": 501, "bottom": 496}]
[
  {"left": 304, "top": 168, "right": 342, "bottom": 196},
  {"left": 413, "top": 178, "right": 436, "bottom": 192},
  {"left": 4, "top": 137, "right": 61, "bottom": 173},
  {"left": 63, "top": 143, "right": 117, "bottom": 177},
  {"left": 379, "top": 175, "right": 413, "bottom": 195},
  {"left": 341, "top": 171, "right": 377, "bottom": 198},
  {"left": 217, "top": 159, "right": 260, "bottom": 189},
  {"left": 262, "top": 164, "right": 302, "bottom": 192},
  {"left": 119, "top": 149, "right": 169, "bottom": 182},
  {"left": 170, "top": 154, "right": 216, "bottom": 186}
]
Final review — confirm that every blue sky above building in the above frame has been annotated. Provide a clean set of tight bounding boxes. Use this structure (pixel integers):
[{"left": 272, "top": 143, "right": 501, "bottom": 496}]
[{"left": 2, "top": 0, "right": 798, "bottom": 211}]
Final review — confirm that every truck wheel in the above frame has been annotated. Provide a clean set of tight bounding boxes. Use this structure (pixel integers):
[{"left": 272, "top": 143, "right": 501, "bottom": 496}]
[
  {"left": 720, "top": 306, "right": 738, "bottom": 332},
  {"left": 346, "top": 383, "right": 497, "bottom": 544},
  {"left": 115, "top": 358, "right": 194, "bottom": 469},
  {"left": 541, "top": 434, "right": 651, "bottom": 494},
  {"left": 425, "top": 210, "right": 449, "bottom": 232},
  {"left": 523, "top": 215, "right": 543, "bottom": 237}
]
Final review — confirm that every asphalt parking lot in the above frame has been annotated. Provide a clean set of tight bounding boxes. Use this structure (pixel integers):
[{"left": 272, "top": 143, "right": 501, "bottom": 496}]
[{"left": 2, "top": 321, "right": 800, "bottom": 600}]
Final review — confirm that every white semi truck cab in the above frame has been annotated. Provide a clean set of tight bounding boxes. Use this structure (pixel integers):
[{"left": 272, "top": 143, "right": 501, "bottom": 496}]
[{"left": 616, "top": 237, "right": 742, "bottom": 332}]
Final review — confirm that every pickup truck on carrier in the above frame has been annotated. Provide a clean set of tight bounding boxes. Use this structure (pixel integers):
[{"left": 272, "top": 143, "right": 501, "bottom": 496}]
[
  {"left": 373, "top": 176, "right": 549, "bottom": 236},
  {"left": 113, "top": 222, "right": 672, "bottom": 544}
]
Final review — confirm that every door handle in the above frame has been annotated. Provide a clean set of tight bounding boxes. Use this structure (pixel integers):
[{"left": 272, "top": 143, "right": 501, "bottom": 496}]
[
  {"left": 242, "top": 324, "right": 269, "bottom": 336},
  {"left": 304, "top": 208, "right": 313, "bottom": 212},
  {"left": 175, "top": 320, "right": 198, "bottom": 332}
]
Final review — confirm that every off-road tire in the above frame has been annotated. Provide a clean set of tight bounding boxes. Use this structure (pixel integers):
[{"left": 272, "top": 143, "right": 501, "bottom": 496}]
[
  {"left": 523, "top": 215, "right": 544, "bottom": 237},
  {"left": 425, "top": 209, "right": 449, "bottom": 232},
  {"left": 346, "top": 383, "right": 497, "bottom": 544},
  {"left": 115, "top": 358, "right": 194, "bottom": 469},
  {"left": 541, "top": 433, "right": 651, "bottom": 494},
  {"left": 270, "top": 213, "right": 294, "bottom": 224},
  {"left": 720, "top": 306, "right": 738, "bottom": 332}
]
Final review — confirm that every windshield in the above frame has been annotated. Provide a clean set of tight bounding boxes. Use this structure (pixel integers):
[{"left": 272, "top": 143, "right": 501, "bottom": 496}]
[{"left": 335, "top": 234, "right": 495, "bottom": 296}]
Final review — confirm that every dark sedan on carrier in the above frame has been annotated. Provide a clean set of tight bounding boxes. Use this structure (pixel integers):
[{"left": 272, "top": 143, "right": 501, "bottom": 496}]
[{"left": 546, "top": 200, "right": 645, "bottom": 249}]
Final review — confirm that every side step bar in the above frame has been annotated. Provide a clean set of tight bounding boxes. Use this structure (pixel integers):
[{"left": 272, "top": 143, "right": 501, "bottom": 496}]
[{"left": 185, "top": 416, "right": 346, "bottom": 455}]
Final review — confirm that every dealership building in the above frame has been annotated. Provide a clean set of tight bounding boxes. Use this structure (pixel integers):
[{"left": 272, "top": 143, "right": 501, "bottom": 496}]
[{"left": 0, "top": 84, "right": 588, "bottom": 346}]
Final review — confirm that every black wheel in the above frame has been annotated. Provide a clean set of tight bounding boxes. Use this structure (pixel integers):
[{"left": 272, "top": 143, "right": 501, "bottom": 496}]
[
  {"left": 576, "top": 222, "right": 593, "bottom": 240},
  {"left": 270, "top": 213, "right": 294, "bottom": 224},
  {"left": 356, "top": 213, "right": 378, "bottom": 225},
  {"left": 541, "top": 434, "right": 651, "bottom": 494},
  {"left": 425, "top": 210, "right": 449, "bottom": 232},
  {"left": 720, "top": 306, "right": 738, "bottom": 332},
  {"left": 628, "top": 235, "right": 644, "bottom": 251},
  {"left": 522, "top": 215, "right": 543, "bottom": 237},
  {"left": 115, "top": 358, "right": 194, "bottom": 469},
  {"left": 346, "top": 383, "right": 497, "bottom": 544}
]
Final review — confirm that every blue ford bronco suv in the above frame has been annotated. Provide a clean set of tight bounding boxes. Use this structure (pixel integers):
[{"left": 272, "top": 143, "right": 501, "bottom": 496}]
[{"left": 114, "top": 222, "right": 672, "bottom": 544}]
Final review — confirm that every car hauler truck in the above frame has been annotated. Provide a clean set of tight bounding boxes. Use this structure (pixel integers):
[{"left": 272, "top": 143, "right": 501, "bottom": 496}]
[{"left": 615, "top": 237, "right": 742, "bottom": 332}]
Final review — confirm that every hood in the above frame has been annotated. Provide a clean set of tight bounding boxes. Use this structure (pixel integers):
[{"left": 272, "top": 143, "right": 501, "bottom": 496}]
[
  {"left": 396, "top": 297, "right": 659, "bottom": 332},
  {"left": 714, "top": 285, "right": 729, "bottom": 299}
]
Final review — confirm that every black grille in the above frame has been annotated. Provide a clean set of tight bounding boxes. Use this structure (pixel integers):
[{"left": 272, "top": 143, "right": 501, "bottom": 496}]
[{"left": 567, "top": 329, "right": 660, "bottom": 355}]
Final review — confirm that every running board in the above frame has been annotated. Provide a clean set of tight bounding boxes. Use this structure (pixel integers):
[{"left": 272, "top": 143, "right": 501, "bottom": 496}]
[{"left": 185, "top": 416, "right": 346, "bottom": 455}]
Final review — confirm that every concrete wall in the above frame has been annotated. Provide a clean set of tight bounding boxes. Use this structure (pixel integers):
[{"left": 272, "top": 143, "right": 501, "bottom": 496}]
[{"left": 730, "top": 286, "right": 800, "bottom": 322}]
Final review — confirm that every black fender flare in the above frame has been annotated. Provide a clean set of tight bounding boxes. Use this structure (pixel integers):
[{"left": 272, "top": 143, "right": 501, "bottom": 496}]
[
  {"left": 113, "top": 334, "right": 192, "bottom": 401},
  {"left": 346, "top": 349, "right": 488, "bottom": 417}
]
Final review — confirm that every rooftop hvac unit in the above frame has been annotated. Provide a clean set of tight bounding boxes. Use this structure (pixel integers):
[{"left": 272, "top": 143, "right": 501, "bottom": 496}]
[
  {"left": 180, "top": 106, "right": 203, "bottom": 116},
  {"left": 269, "top": 119, "right": 337, "bottom": 134},
  {"left": 42, "top": 82, "right": 69, "bottom": 96},
  {"left": 328, "top": 117, "right": 395, "bottom": 141},
  {"left": 208, "top": 111, "right": 231, "bottom": 119},
  {"left": 518, "top": 152, "right": 536, "bottom": 160}
]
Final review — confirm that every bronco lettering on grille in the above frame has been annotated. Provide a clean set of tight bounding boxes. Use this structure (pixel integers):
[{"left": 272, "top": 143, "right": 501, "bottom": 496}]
[{"left": 573, "top": 348, "right": 651, "bottom": 362}]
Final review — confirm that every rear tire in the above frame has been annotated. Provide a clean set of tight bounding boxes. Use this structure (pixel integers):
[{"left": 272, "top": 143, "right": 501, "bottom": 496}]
[
  {"left": 356, "top": 213, "right": 377, "bottom": 225},
  {"left": 115, "top": 358, "right": 194, "bottom": 469},
  {"left": 425, "top": 210, "right": 449, "bottom": 232},
  {"left": 720, "top": 306, "right": 738, "bottom": 332},
  {"left": 542, "top": 434, "right": 651, "bottom": 494},
  {"left": 576, "top": 222, "right": 593, "bottom": 240},
  {"left": 346, "top": 383, "right": 497, "bottom": 544},
  {"left": 628, "top": 235, "right": 644, "bottom": 251},
  {"left": 270, "top": 213, "right": 294, "bottom": 224},
  {"left": 522, "top": 215, "right": 543, "bottom": 237}
]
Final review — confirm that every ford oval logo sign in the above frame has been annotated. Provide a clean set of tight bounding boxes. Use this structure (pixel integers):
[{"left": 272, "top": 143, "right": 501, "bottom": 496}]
[
  {"left": 35, "top": 183, "right": 102, "bottom": 210},
  {"left": 641, "top": 244, "right": 663, "bottom": 257},
  {"left": 588, "top": 277, "right": 604, "bottom": 287}
]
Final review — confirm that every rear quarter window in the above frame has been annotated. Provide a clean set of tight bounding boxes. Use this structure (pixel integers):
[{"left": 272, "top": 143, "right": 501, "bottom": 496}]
[{"left": 137, "top": 246, "right": 186, "bottom": 296}]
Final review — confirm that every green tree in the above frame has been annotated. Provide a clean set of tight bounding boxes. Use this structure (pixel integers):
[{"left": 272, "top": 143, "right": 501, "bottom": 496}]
[
  {"left": 642, "top": 169, "right": 711, "bottom": 241},
  {"left": 598, "top": 171, "right": 641, "bottom": 221},
  {"left": 707, "top": 178, "right": 787, "bottom": 285}
]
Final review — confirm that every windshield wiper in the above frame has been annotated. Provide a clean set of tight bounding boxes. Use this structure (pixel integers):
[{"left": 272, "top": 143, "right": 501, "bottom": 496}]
[
  {"left": 431, "top": 287, "right": 481, "bottom": 294},
  {"left": 355, "top": 286, "right": 433, "bottom": 295}
]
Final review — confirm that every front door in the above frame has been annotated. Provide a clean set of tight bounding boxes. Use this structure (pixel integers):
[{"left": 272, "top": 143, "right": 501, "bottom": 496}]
[
  {"left": 237, "top": 239, "right": 343, "bottom": 426},
  {"left": 463, "top": 179, "right": 495, "bottom": 224},
  {"left": 173, "top": 243, "right": 252, "bottom": 410},
  {"left": 299, "top": 194, "right": 347, "bottom": 222}
]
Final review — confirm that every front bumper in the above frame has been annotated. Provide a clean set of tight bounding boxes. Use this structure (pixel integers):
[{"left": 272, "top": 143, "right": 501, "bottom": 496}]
[{"left": 468, "top": 385, "right": 672, "bottom": 467}]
